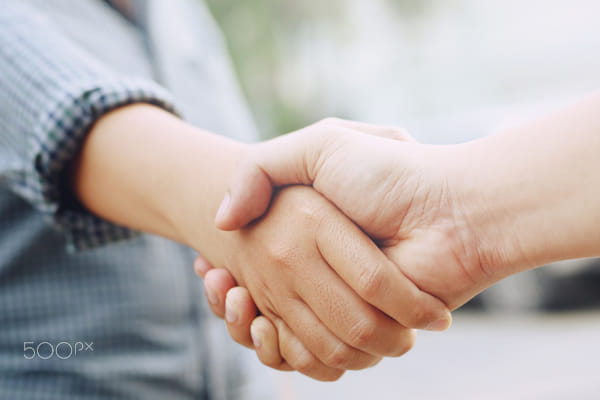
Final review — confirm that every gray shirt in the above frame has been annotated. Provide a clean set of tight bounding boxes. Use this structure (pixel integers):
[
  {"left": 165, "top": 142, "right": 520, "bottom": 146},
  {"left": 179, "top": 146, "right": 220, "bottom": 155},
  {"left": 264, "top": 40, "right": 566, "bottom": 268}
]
[{"left": 0, "top": 1, "right": 271, "bottom": 398}]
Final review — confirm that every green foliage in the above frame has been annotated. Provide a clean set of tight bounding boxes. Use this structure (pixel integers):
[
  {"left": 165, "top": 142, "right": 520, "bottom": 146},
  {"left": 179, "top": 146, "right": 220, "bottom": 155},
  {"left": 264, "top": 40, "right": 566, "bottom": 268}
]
[
  {"left": 205, "top": 0, "right": 346, "bottom": 138},
  {"left": 205, "top": 1, "right": 434, "bottom": 138}
]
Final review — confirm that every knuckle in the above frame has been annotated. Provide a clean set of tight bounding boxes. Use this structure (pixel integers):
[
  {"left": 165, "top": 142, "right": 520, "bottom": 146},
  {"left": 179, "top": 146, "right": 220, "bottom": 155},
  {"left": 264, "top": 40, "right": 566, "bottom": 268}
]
[
  {"left": 389, "top": 331, "right": 416, "bottom": 358},
  {"left": 396, "top": 127, "right": 409, "bottom": 136},
  {"left": 348, "top": 318, "right": 378, "bottom": 349},
  {"left": 387, "top": 126, "right": 411, "bottom": 140},
  {"left": 318, "top": 117, "right": 342, "bottom": 126},
  {"left": 258, "top": 353, "right": 284, "bottom": 369},
  {"left": 322, "top": 342, "right": 355, "bottom": 369},
  {"left": 407, "top": 301, "right": 429, "bottom": 328},
  {"left": 318, "top": 369, "right": 345, "bottom": 382},
  {"left": 357, "top": 263, "right": 386, "bottom": 300},
  {"left": 294, "top": 203, "right": 329, "bottom": 236},
  {"left": 291, "top": 350, "right": 319, "bottom": 374},
  {"left": 297, "top": 199, "right": 328, "bottom": 222},
  {"left": 403, "top": 294, "right": 439, "bottom": 329},
  {"left": 266, "top": 242, "right": 298, "bottom": 269}
]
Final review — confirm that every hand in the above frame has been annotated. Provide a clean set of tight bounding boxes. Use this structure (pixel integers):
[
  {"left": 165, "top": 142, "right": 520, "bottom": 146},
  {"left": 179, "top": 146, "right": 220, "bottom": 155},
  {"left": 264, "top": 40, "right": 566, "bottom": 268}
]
[
  {"left": 213, "top": 100, "right": 600, "bottom": 310},
  {"left": 199, "top": 119, "right": 476, "bottom": 373},
  {"left": 72, "top": 105, "right": 444, "bottom": 380},
  {"left": 198, "top": 186, "right": 431, "bottom": 381},
  {"left": 218, "top": 118, "right": 483, "bottom": 314},
  {"left": 193, "top": 259, "right": 288, "bottom": 371}
]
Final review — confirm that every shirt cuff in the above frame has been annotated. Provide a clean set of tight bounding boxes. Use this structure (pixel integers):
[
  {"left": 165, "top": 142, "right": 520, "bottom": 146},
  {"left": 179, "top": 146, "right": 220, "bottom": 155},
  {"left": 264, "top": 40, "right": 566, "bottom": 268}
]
[{"left": 27, "top": 78, "right": 179, "bottom": 252}]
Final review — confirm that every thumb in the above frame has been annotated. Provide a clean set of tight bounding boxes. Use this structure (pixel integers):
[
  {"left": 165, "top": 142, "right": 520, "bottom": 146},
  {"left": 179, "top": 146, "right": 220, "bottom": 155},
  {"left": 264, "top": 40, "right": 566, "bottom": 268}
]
[
  {"left": 214, "top": 119, "right": 416, "bottom": 231},
  {"left": 215, "top": 131, "right": 316, "bottom": 231},
  {"left": 193, "top": 254, "right": 215, "bottom": 278},
  {"left": 326, "top": 118, "right": 417, "bottom": 143},
  {"left": 215, "top": 159, "right": 274, "bottom": 231}
]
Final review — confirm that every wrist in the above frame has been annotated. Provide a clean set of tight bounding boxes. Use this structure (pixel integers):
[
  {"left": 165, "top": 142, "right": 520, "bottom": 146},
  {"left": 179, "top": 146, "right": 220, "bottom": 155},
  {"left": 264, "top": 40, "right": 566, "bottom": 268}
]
[
  {"left": 164, "top": 128, "right": 247, "bottom": 255},
  {"left": 449, "top": 122, "right": 599, "bottom": 278},
  {"left": 442, "top": 139, "right": 537, "bottom": 280},
  {"left": 73, "top": 103, "right": 248, "bottom": 260}
]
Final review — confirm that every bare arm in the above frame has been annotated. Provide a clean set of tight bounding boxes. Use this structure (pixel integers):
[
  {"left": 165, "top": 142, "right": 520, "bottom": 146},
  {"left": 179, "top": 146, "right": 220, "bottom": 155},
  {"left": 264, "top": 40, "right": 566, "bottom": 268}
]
[
  {"left": 71, "top": 104, "right": 441, "bottom": 380},
  {"left": 457, "top": 92, "right": 600, "bottom": 275},
  {"left": 209, "top": 94, "right": 600, "bottom": 355},
  {"left": 72, "top": 103, "right": 241, "bottom": 256},
  {"left": 219, "top": 94, "right": 600, "bottom": 286}
]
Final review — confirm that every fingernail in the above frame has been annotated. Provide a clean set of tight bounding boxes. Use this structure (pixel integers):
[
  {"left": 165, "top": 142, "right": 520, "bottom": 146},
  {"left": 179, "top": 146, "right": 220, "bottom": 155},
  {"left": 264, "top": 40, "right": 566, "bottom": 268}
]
[
  {"left": 194, "top": 257, "right": 211, "bottom": 276},
  {"left": 205, "top": 283, "right": 218, "bottom": 305},
  {"left": 215, "top": 192, "right": 231, "bottom": 222},
  {"left": 225, "top": 295, "right": 239, "bottom": 324},
  {"left": 425, "top": 315, "right": 452, "bottom": 332},
  {"left": 250, "top": 323, "right": 262, "bottom": 349}
]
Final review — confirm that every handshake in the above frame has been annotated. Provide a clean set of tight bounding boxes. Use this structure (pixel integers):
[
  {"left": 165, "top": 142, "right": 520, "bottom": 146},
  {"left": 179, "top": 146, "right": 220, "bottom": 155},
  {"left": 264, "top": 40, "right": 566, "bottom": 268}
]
[
  {"left": 191, "top": 118, "right": 535, "bottom": 381},
  {"left": 77, "top": 95, "right": 600, "bottom": 382}
]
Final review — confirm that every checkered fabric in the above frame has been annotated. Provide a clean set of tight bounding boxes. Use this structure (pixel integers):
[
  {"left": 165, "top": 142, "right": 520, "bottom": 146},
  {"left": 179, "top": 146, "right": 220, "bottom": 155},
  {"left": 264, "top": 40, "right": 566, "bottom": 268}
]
[
  {"left": 0, "top": 2, "right": 178, "bottom": 251},
  {"left": 0, "top": 1, "right": 272, "bottom": 399}
]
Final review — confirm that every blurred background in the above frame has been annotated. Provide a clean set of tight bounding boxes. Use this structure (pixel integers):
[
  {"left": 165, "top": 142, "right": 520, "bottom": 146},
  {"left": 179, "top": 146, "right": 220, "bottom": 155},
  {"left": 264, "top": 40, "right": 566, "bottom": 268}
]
[
  {"left": 207, "top": 0, "right": 600, "bottom": 142},
  {"left": 205, "top": 0, "right": 600, "bottom": 398}
]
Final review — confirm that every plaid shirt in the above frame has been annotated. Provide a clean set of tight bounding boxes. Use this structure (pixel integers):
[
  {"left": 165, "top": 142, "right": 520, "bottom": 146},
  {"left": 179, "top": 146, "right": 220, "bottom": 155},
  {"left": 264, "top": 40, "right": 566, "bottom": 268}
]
[
  {"left": 0, "top": 2, "right": 178, "bottom": 252},
  {"left": 0, "top": 1, "right": 271, "bottom": 399}
]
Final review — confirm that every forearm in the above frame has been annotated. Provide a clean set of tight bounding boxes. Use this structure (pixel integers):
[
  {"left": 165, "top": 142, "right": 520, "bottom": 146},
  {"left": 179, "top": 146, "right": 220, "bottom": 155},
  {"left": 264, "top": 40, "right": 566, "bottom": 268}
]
[
  {"left": 72, "top": 104, "right": 243, "bottom": 257},
  {"left": 1, "top": 2, "right": 181, "bottom": 250},
  {"left": 456, "top": 93, "right": 600, "bottom": 276}
]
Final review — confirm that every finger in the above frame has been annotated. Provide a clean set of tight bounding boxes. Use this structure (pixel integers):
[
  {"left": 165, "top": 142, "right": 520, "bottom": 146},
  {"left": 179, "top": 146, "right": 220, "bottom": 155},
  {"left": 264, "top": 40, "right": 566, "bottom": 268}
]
[
  {"left": 203, "top": 268, "right": 236, "bottom": 319},
  {"left": 322, "top": 118, "right": 417, "bottom": 142},
  {"left": 250, "top": 316, "right": 293, "bottom": 371},
  {"left": 275, "top": 319, "right": 345, "bottom": 382},
  {"left": 215, "top": 119, "right": 416, "bottom": 232},
  {"left": 295, "top": 253, "right": 417, "bottom": 357},
  {"left": 215, "top": 157, "right": 274, "bottom": 231},
  {"left": 273, "top": 295, "right": 382, "bottom": 370},
  {"left": 215, "top": 128, "right": 324, "bottom": 231},
  {"left": 193, "top": 254, "right": 215, "bottom": 278},
  {"left": 315, "top": 211, "right": 452, "bottom": 332},
  {"left": 224, "top": 287, "right": 259, "bottom": 349}
]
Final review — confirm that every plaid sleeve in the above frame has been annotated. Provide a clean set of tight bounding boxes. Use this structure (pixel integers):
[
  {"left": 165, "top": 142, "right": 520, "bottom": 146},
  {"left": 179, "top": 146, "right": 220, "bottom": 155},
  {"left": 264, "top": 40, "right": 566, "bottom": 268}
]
[{"left": 0, "top": 2, "right": 179, "bottom": 251}]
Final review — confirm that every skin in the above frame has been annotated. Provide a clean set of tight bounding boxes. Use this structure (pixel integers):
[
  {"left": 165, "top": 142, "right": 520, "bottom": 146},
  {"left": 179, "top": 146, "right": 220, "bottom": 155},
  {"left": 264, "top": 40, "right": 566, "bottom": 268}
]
[
  {"left": 200, "top": 92, "right": 600, "bottom": 366},
  {"left": 71, "top": 104, "right": 450, "bottom": 381}
]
